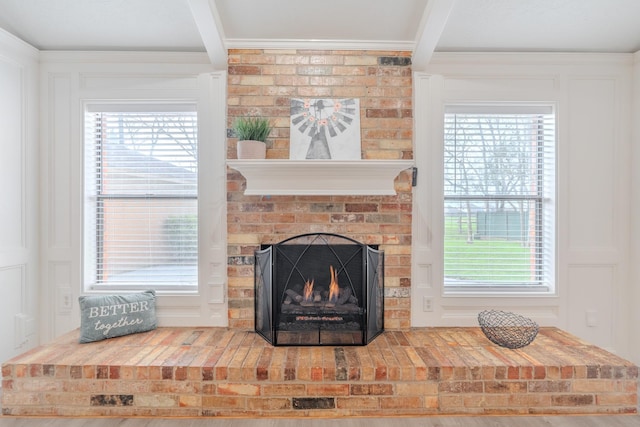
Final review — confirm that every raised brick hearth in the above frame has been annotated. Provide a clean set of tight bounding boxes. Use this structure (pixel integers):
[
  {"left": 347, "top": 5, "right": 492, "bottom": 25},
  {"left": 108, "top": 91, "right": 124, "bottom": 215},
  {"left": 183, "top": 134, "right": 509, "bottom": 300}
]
[{"left": 2, "top": 327, "right": 637, "bottom": 417}]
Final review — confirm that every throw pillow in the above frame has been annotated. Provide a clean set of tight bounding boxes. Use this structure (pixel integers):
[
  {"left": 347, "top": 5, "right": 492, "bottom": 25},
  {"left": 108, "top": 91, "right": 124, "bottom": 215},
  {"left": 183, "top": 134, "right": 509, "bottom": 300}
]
[{"left": 78, "top": 290, "right": 157, "bottom": 343}]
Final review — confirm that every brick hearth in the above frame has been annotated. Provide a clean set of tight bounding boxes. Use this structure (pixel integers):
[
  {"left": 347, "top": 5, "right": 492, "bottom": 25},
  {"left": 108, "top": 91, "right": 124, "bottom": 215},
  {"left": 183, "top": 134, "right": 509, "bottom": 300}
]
[{"left": 2, "top": 327, "right": 637, "bottom": 417}]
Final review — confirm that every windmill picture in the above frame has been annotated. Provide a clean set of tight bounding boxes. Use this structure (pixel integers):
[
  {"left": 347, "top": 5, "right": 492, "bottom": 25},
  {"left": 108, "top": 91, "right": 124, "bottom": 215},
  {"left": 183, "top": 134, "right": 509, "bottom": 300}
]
[{"left": 290, "top": 98, "right": 361, "bottom": 160}]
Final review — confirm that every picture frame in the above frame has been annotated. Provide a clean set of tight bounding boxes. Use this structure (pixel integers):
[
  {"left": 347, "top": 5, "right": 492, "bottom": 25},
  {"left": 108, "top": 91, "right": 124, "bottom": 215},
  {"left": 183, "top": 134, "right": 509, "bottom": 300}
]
[{"left": 289, "top": 98, "right": 361, "bottom": 160}]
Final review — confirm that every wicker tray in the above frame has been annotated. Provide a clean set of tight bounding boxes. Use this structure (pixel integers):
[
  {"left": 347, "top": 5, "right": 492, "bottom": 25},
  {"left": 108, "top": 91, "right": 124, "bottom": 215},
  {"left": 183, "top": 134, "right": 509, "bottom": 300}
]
[{"left": 478, "top": 310, "right": 539, "bottom": 349}]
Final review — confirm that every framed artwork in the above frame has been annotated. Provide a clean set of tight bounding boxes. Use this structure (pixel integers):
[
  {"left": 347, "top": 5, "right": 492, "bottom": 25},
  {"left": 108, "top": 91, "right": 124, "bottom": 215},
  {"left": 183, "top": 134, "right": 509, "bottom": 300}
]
[{"left": 289, "top": 98, "right": 361, "bottom": 160}]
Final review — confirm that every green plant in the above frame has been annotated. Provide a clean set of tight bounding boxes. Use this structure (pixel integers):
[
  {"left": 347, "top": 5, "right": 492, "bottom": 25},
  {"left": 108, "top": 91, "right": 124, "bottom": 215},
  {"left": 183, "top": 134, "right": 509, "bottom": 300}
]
[{"left": 232, "top": 116, "right": 272, "bottom": 142}]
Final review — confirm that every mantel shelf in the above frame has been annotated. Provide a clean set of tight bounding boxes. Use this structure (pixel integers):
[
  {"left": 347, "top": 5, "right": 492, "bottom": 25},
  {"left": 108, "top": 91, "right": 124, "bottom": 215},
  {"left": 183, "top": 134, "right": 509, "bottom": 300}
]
[{"left": 227, "top": 159, "right": 415, "bottom": 196}]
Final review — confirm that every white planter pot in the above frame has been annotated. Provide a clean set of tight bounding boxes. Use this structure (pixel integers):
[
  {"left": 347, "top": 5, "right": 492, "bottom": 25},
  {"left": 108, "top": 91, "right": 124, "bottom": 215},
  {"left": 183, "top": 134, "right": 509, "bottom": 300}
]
[{"left": 237, "top": 140, "right": 267, "bottom": 159}]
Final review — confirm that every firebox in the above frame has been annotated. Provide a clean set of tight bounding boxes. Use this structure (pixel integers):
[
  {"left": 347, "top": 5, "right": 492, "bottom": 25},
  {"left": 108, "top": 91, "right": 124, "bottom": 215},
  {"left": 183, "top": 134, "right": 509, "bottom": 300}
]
[{"left": 255, "top": 233, "right": 384, "bottom": 346}]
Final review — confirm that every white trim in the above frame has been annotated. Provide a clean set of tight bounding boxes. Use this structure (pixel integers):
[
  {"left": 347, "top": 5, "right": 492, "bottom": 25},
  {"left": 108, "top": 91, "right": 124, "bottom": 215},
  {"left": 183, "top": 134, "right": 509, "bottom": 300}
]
[
  {"left": 0, "top": 27, "right": 39, "bottom": 58},
  {"left": 187, "top": 0, "right": 227, "bottom": 70},
  {"left": 428, "top": 52, "right": 633, "bottom": 67},
  {"left": 225, "top": 38, "right": 416, "bottom": 52},
  {"left": 198, "top": 71, "right": 228, "bottom": 324},
  {"left": 412, "top": 0, "right": 456, "bottom": 70},
  {"left": 39, "top": 51, "right": 212, "bottom": 64}
]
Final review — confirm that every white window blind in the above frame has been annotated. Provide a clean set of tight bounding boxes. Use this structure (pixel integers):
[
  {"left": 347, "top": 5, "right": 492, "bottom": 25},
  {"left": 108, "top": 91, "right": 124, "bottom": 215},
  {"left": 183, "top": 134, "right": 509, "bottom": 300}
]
[
  {"left": 84, "top": 105, "right": 198, "bottom": 291},
  {"left": 443, "top": 106, "right": 555, "bottom": 292}
]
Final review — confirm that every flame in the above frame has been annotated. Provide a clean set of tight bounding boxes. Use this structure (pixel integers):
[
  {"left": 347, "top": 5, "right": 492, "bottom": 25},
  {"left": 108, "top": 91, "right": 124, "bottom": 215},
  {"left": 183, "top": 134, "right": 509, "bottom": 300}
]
[
  {"left": 328, "top": 265, "right": 339, "bottom": 303},
  {"left": 303, "top": 278, "right": 314, "bottom": 302}
]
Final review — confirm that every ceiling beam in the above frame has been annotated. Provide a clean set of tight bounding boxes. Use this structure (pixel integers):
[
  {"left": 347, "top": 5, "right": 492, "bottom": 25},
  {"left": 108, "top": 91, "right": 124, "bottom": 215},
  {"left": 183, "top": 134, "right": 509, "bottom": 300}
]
[
  {"left": 187, "top": 0, "right": 227, "bottom": 70},
  {"left": 412, "top": 0, "right": 456, "bottom": 71}
]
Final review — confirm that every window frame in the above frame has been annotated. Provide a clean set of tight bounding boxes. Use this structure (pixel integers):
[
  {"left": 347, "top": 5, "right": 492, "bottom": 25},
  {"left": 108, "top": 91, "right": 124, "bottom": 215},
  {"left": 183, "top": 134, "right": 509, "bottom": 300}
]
[
  {"left": 82, "top": 102, "right": 199, "bottom": 293},
  {"left": 442, "top": 104, "right": 556, "bottom": 296}
]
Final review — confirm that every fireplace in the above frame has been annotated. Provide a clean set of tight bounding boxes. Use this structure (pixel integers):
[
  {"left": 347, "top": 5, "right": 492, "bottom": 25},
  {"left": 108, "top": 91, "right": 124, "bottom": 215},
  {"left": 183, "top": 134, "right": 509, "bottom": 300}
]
[{"left": 254, "top": 233, "right": 384, "bottom": 346}]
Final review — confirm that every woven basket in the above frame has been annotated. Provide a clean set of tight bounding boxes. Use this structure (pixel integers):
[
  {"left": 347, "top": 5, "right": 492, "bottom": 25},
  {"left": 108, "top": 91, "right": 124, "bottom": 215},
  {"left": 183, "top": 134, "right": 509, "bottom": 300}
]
[{"left": 478, "top": 310, "right": 539, "bottom": 349}]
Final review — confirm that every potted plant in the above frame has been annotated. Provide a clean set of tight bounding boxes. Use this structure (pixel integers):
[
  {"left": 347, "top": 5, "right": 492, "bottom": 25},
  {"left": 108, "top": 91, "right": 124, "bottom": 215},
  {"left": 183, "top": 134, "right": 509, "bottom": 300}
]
[{"left": 233, "top": 116, "right": 272, "bottom": 159}]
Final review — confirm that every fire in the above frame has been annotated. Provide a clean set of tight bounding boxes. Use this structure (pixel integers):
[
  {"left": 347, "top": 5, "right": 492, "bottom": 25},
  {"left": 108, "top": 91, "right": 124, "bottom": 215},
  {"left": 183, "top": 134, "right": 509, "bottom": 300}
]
[
  {"left": 303, "top": 278, "right": 314, "bottom": 302},
  {"left": 328, "top": 265, "right": 339, "bottom": 303}
]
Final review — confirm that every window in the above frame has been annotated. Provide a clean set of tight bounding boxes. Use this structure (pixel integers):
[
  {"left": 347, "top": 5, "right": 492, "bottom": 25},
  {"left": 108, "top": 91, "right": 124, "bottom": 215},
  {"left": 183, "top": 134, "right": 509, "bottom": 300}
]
[
  {"left": 443, "top": 105, "right": 555, "bottom": 293},
  {"left": 84, "top": 104, "right": 198, "bottom": 291}
]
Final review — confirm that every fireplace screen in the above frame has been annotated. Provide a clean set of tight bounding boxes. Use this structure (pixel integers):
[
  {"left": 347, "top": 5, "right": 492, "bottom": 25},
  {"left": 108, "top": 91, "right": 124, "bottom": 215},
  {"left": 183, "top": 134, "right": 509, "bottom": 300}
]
[{"left": 255, "top": 233, "right": 384, "bottom": 346}]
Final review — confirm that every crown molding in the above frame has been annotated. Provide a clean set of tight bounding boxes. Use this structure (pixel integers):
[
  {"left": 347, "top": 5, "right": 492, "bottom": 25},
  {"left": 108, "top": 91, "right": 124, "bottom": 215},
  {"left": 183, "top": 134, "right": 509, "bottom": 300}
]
[
  {"left": 0, "top": 28, "right": 39, "bottom": 60},
  {"left": 38, "top": 50, "right": 212, "bottom": 64},
  {"left": 428, "top": 51, "right": 634, "bottom": 67},
  {"left": 225, "top": 38, "right": 415, "bottom": 52}
]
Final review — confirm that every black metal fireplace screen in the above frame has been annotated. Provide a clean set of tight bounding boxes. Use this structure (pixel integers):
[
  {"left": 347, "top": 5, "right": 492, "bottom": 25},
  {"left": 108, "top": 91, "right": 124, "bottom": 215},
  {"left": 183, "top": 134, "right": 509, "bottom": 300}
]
[{"left": 254, "top": 233, "right": 384, "bottom": 346}]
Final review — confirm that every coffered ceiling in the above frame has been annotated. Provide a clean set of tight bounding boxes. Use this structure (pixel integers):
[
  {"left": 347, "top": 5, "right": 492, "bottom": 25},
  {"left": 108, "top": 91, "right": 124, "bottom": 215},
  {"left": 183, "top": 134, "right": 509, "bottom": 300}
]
[{"left": 0, "top": 0, "right": 639, "bottom": 69}]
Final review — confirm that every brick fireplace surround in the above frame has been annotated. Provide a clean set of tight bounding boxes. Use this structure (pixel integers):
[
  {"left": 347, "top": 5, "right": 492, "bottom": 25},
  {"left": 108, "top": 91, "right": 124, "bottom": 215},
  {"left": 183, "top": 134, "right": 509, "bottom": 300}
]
[
  {"left": 226, "top": 49, "right": 414, "bottom": 331},
  {"left": 1, "top": 49, "right": 638, "bottom": 417}
]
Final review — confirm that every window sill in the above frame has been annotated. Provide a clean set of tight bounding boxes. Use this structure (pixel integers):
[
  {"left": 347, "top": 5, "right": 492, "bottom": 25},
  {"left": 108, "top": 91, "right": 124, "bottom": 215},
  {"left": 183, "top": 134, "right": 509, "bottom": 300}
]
[{"left": 444, "top": 284, "right": 553, "bottom": 296}]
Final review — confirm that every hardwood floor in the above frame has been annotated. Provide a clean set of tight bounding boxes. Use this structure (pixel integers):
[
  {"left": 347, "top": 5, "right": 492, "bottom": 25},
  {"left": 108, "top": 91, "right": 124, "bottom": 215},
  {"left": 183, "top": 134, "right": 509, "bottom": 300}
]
[{"left": 1, "top": 415, "right": 640, "bottom": 427}]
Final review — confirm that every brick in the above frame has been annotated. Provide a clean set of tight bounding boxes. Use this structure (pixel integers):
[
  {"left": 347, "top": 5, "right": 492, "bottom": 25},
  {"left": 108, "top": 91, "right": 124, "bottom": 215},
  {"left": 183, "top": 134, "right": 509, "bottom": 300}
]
[
  {"left": 161, "top": 366, "right": 173, "bottom": 380},
  {"left": 344, "top": 56, "right": 378, "bottom": 66},
  {"left": 247, "top": 397, "right": 291, "bottom": 410},
  {"left": 217, "top": 383, "right": 260, "bottom": 396},
  {"left": 202, "top": 396, "right": 246, "bottom": 409},
  {"left": 561, "top": 366, "right": 574, "bottom": 379},
  {"left": 228, "top": 65, "right": 262, "bottom": 75},
  {"left": 532, "top": 366, "right": 546, "bottom": 379},
  {"left": 336, "top": 396, "right": 379, "bottom": 409},
  {"left": 528, "top": 380, "right": 572, "bottom": 393},
  {"left": 119, "top": 366, "right": 136, "bottom": 380},
  {"left": 1, "top": 391, "right": 41, "bottom": 406},
  {"left": 545, "top": 366, "right": 560, "bottom": 380},
  {"left": 439, "top": 394, "right": 464, "bottom": 408},
  {"left": 90, "top": 395, "right": 133, "bottom": 407},
  {"left": 306, "top": 384, "right": 349, "bottom": 396},
  {"left": 239, "top": 75, "right": 274, "bottom": 86},
  {"left": 28, "top": 364, "right": 42, "bottom": 377},
  {"left": 380, "top": 396, "right": 422, "bottom": 409},
  {"left": 551, "top": 394, "right": 594, "bottom": 406},
  {"left": 135, "top": 394, "right": 180, "bottom": 408},
  {"left": 345, "top": 203, "right": 379, "bottom": 213},
  {"left": 378, "top": 56, "right": 412, "bottom": 67},
  {"left": 439, "top": 381, "right": 483, "bottom": 394},
  {"left": 484, "top": 381, "right": 527, "bottom": 394},
  {"left": 69, "top": 365, "right": 83, "bottom": 379},
  {"left": 396, "top": 383, "right": 438, "bottom": 396},
  {"left": 596, "top": 393, "right": 638, "bottom": 406},
  {"left": 1, "top": 365, "right": 12, "bottom": 378},
  {"left": 149, "top": 380, "right": 199, "bottom": 394},
  {"left": 350, "top": 384, "right": 394, "bottom": 396},
  {"left": 573, "top": 379, "right": 616, "bottom": 393},
  {"left": 96, "top": 366, "right": 108, "bottom": 379},
  {"left": 509, "top": 393, "right": 552, "bottom": 407},
  {"left": 292, "top": 397, "right": 335, "bottom": 410},
  {"left": 178, "top": 394, "right": 201, "bottom": 408},
  {"left": 475, "top": 394, "right": 510, "bottom": 408},
  {"left": 262, "top": 384, "right": 306, "bottom": 396}
]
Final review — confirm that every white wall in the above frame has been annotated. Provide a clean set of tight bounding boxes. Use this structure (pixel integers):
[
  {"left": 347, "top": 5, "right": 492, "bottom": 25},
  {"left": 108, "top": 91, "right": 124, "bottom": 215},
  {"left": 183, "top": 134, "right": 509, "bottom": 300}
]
[
  {"left": 630, "top": 52, "right": 640, "bottom": 364},
  {"left": 412, "top": 53, "right": 635, "bottom": 362},
  {"left": 38, "top": 52, "right": 228, "bottom": 342},
  {"left": 0, "top": 31, "right": 39, "bottom": 361}
]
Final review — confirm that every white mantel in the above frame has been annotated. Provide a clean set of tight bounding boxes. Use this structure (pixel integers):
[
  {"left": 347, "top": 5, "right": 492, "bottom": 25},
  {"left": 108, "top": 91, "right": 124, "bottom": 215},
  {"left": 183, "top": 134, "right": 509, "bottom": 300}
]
[{"left": 227, "top": 159, "right": 415, "bottom": 196}]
